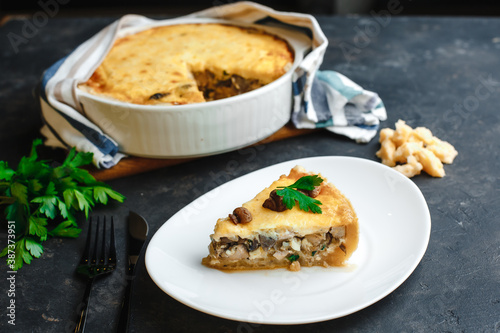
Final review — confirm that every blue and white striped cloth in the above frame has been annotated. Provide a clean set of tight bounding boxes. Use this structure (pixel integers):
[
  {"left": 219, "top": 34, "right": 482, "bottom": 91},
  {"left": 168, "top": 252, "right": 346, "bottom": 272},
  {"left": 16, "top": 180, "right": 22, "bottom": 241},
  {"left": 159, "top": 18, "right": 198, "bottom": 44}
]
[
  {"left": 293, "top": 70, "right": 387, "bottom": 143},
  {"left": 39, "top": 1, "right": 386, "bottom": 168}
]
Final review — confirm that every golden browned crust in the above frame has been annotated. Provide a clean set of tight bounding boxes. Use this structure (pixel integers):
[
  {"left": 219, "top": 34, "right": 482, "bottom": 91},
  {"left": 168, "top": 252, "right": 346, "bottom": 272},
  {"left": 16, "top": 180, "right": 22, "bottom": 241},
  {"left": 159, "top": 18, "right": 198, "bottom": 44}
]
[
  {"left": 212, "top": 166, "right": 358, "bottom": 239},
  {"left": 202, "top": 166, "right": 359, "bottom": 271},
  {"left": 79, "top": 23, "right": 294, "bottom": 105}
]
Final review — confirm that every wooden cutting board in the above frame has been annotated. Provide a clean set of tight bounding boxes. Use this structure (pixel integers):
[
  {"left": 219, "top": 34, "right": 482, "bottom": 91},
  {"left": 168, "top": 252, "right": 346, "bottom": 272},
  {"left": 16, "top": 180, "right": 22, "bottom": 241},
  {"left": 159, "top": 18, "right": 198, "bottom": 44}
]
[{"left": 89, "top": 124, "right": 318, "bottom": 181}]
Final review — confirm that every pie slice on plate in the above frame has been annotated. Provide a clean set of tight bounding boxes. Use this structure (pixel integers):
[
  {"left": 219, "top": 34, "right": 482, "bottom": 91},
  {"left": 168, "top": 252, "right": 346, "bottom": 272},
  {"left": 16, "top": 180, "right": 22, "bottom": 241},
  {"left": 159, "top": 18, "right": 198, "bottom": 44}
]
[{"left": 202, "top": 166, "right": 359, "bottom": 271}]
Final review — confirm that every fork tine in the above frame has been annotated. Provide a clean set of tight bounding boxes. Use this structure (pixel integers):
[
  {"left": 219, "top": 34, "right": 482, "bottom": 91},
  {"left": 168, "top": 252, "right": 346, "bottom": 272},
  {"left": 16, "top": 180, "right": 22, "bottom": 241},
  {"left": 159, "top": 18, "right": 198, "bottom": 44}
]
[
  {"left": 91, "top": 217, "right": 100, "bottom": 268},
  {"left": 101, "top": 217, "right": 107, "bottom": 266},
  {"left": 109, "top": 216, "right": 117, "bottom": 266},
  {"left": 74, "top": 215, "right": 117, "bottom": 333},
  {"left": 80, "top": 217, "right": 93, "bottom": 266}
]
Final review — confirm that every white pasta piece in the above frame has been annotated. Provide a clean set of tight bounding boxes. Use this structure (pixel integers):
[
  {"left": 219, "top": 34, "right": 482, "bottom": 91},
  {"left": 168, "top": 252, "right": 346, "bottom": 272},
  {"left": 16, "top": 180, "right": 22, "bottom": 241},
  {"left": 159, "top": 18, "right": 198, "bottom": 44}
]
[
  {"left": 426, "top": 138, "right": 458, "bottom": 164},
  {"left": 413, "top": 147, "right": 445, "bottom": 177},
  {"left": 376, "top": 119, "right": 457, "bottom": 178},
  {"left": 393, "top": 155, "right": 423, "bottom": 178},
  {"left": 393, "top": 141, "right": 423, "bottom": 164},
  {"left": 411, "top": 127, "right": 434, "bottom": 144},
  {"left": 392, "top": 119, "right": 413, "bottom": 147}
]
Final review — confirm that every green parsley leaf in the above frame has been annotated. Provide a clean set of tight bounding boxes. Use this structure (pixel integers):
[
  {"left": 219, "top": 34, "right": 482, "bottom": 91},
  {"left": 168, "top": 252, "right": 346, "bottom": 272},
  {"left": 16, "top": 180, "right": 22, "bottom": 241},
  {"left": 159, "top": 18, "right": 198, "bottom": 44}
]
[
  {"left": 63, "top": 188, "right": 78, "bottom": 210},
  {"left": 0, "top": 161, "right": 15, "bottom": 181},
  {"left": 284, "top": 175, "right": 323, "bottom": 191},
  {"left": 28, "top": 179, "right": 44, "bottom": 194},
  {"left": 30, "top": 181, "right": 58, "bottom": 219},
  {"left": 61, "top": 147, "right": 76, "bottom": 167},
  {"left": 45, "top": 181, "right": 57, "bottom": 196},
  {"left": 1, "top": 139, "right": 125, "bottom": 270},
  {"left": 11, "top": 239, "right": 32, "bottom": 270},
  {"left": 17, "top": 157, "right": 50, "bottom": 180},
  {"left": 10, "top": 182, "right": 29, "bottom": 206},
  {"left": 28, "top": 138, "right": 43, "bottom": 161},
  {"left": 73, "top": 189, "right": 93, "bottom": 218},
  {"left": 31, "top": 195, "right": 58, "bottom": 219},
  {"left": 56, "top": 197, "right": 73, "bottom": 221},
  {"left": 63, "top": 147, "right": 93, "bottom": 169},
  {"left": 93, "top": 186, "right": 109, "bottom": 204},
  {"left": 103, "top": 187, "right": 126, "bottom": 203},
  {"left": 28, "top": 215, "right": 48, "bottom": 241},
  {"left": 287, "top": 254, "right": 299, "bottom": 262},
  {"left": 92, "top": 185, "right": 125, "bottom": 205},
  {"left": 49, "top": 221, "right": 82, "bottom": 238},
  {"left": 25, "top": 237, "right": 44, "bottom": 258},
  {"left": 19, "top": 239, "right": 33, "bottom": 266},
  {"left": 70, "top": 167, "right": 97, "bottom": 185},
  {"left": 5, "top": 201, "right": 23, "bottom": 225},
  {"left": 59, "top": 176, "right": 78, "bottom": 189},
  {"left": 275, "top": 175, "right": 324, "bottom": 214}
]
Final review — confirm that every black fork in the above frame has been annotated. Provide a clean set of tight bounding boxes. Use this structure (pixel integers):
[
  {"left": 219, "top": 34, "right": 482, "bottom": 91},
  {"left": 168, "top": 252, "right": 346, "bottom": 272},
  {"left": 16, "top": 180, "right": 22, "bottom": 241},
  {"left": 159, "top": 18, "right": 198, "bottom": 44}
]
[{"left": 74, "top": 216, "right": 117, "bottom": 333}]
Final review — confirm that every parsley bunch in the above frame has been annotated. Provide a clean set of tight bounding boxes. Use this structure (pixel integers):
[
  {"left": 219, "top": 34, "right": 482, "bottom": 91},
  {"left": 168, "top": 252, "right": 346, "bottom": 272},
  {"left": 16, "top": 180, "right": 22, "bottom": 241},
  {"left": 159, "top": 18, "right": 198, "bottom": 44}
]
[
  {"left": 0, "top": 139, "right": 125, "bottom": 270},
  {"left": 276, "top": 175, "right": 323, "bottom": 214}
]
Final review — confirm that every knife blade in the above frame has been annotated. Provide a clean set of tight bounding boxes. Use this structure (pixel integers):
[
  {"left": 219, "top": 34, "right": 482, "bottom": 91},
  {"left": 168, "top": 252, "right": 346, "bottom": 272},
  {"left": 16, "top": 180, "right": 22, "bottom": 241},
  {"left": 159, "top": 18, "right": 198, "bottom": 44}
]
[{"left": 117, "top": 211, "right": 149, "bottom": 332}]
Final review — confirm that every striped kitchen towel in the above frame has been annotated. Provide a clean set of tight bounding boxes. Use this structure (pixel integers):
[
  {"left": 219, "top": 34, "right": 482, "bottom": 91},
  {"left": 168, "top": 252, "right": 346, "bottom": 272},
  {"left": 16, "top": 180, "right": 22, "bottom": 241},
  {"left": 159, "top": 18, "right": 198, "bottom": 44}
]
[
  {"left": 39, "top": 1, "right": 386, "bottom": 168},
  {"left": 293, "top": 70, "right": 387, "bottom": 143}
]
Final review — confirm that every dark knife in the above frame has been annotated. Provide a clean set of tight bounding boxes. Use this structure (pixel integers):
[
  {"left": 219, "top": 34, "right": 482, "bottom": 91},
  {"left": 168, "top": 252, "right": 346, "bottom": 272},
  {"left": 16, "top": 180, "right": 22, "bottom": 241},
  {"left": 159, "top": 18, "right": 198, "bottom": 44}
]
[{"left": 117, "top": 211, "right": 149, "bottom": 332}]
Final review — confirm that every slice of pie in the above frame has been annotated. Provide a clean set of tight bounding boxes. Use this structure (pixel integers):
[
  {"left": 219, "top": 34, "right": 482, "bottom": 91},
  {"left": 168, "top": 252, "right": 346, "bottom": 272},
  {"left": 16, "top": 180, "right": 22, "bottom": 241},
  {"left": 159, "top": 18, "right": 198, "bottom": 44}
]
[{"left": 202, "top": 166, "right": 359, "bottom": 271}]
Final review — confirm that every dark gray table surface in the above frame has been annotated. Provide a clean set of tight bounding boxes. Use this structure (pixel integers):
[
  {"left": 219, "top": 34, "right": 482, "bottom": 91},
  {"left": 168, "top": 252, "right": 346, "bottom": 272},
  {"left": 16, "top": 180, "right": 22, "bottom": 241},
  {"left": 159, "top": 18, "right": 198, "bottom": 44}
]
[{"left": 1, "top": 14, "right": 499, "bottom": 333}]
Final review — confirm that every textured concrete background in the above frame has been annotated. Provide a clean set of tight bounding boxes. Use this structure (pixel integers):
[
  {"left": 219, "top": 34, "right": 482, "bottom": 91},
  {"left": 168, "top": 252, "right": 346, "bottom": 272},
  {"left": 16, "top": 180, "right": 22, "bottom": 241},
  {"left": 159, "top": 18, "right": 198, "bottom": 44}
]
[{"left": 0, "top": 14, "right": 499, "bottom": 332}]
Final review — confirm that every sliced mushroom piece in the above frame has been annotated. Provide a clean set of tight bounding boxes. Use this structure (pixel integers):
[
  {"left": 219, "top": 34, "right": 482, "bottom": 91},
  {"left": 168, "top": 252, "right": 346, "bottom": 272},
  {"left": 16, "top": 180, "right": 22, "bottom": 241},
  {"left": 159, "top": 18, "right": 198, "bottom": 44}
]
[
  {"left": 215, "top": 78, "right": 232, "bottom": 87},
  {"left": 262, "top": 189, "right": 288, "bottom": 212},
  {"left": 228, "top": 207, "right": 252, "bottom": 225},
  {"left": 259, "top": 235, "right": 277, "bottom": 251},
  {"left": 230, "top": 74, "right": 250, "bottom": 92},
  {"left": 148, "top": 92, "right": 170, "bottom": 100},
  {"left": 209, "top": 241, "right": 217, "bottom": 255},
  {"left": 325, "top": 232, "right": 333, "bottom": 245},
  {"left": 219, "top": 237, "right": 234, "bottom": 245},
  {"left": 298, "top": 186, "right": 321, "bottom": 198},
  {"left": 234, "top": 207, "right": 252, "bottom": 223},
  {"left": 212, "top": 241, "right": 229, "bottom": 256},
  {"left": 330, "top": 226, "right": 346, "bottom": 239},
  {"left": 246, "top": 238, "right": 260, "bottom": 252}
]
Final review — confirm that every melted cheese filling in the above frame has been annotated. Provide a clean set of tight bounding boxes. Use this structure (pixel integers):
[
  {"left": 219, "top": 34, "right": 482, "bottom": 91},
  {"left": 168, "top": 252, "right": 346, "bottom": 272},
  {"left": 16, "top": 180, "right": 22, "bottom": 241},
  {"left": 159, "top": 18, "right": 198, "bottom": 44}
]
[{"left": 209, "top": 227, "right": 346, "bottom": 262}]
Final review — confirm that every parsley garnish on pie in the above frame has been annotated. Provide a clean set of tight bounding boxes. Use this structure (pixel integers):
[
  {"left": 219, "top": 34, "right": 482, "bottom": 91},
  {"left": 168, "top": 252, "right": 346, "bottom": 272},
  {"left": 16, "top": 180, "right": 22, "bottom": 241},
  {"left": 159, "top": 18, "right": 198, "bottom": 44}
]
[{"left": 276, "top": 175, "right": 324, "bottom": 214}]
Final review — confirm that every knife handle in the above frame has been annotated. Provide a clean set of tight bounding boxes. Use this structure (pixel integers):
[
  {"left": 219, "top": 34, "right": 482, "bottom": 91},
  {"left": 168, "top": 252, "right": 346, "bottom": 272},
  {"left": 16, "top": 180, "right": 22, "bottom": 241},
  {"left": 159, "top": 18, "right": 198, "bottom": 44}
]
[{"left": 116, "top": 276, "right": 133, "bottom": 332}]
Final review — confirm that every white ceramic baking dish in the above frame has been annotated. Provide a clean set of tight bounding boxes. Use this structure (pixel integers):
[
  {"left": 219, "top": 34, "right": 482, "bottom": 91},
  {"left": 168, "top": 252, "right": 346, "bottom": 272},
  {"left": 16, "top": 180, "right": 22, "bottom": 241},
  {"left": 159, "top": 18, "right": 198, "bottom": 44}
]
[{"left": 77, "top": 18, "right": 311, "bottom": 158}]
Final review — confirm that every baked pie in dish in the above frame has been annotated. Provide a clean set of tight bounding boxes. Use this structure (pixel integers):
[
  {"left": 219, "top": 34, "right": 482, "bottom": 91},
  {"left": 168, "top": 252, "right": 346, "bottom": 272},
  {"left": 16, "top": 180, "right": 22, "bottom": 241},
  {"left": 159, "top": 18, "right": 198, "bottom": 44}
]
[
  {"left": 202, "top": 166, "right": 359, "bottom": 271},
  {"left": 79, "top": 23, "right": 294, "bottom": 105}
]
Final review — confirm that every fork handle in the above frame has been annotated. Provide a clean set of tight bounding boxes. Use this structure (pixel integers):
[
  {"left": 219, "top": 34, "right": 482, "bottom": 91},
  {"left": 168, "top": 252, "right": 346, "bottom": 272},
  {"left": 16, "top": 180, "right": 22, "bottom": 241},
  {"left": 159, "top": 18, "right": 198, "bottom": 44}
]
[{"left": 75, "top": 278, "right": 94, "bottom": 333}]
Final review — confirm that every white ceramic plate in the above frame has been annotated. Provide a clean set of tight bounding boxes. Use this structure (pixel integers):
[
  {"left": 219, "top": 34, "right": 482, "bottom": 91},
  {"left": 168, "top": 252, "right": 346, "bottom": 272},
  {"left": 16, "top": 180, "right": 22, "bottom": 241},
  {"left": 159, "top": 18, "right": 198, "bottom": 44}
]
[{"left": 145, "top": 156, "right": 431, "bottom": 324}]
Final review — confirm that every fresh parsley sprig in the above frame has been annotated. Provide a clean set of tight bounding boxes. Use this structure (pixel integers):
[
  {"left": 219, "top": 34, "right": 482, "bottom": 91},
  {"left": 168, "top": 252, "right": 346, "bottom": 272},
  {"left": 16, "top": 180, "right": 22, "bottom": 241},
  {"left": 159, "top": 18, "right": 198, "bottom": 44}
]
[
  {"left": 0, "top": 139, "right": 125, "bottom": 270},
  {"left": 276, "top": 175, "right": 323, "bottom": 214}
]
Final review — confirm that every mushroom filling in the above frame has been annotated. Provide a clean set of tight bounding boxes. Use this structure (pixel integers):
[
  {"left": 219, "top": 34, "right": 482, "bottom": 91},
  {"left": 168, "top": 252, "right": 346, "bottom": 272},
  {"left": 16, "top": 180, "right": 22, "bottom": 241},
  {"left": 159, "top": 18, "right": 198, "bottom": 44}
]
[
  {"left": 192, "top": 70, "right": 263, "bottom": 101},
  {"left": 209, "top": 227, "right": 346, "bottom": 261}
]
